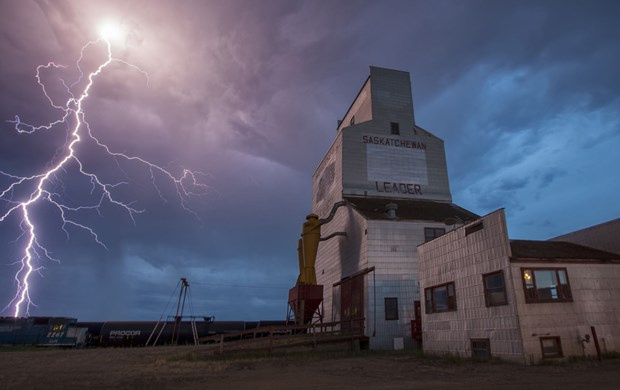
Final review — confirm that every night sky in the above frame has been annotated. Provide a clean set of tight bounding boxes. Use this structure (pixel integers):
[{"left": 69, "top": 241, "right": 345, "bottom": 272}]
[{"left": 1, "top": 0, "right": 619, "bottom": 321}]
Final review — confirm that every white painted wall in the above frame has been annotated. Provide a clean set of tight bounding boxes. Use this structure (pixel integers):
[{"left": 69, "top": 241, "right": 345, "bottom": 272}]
[
  {"left": 419, "top": 210, "right": 525, "bottom": 363},
  {"left": 511, "top": 261, "right": 620, "bottom": 363},
  {"left": 420, "top": 209, "right": 620, "bottom": 364}
]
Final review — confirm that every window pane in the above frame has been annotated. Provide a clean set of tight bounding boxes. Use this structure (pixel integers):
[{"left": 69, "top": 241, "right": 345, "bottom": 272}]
[
  {"left": 558, "top": 270, "right": 567, "bottom": 284},
  {"left": 485, "top": 273, "right": 503, "bottom": 290},
  {"left": 534, "top": 270, "right": 559, "bottom": 300},
  {"left": 433, "top": 286, "right": 448, "bottom": 311},
  {"left": 522, "top": 268, "right": 572, "bottom": 303},
  {"left": 534, "top": 270, "right": 557, "bottom": 288},
  {"left": 424, "top": 227, "right": 445, "bottom": 242},
  {"left": 390, "top": 122, "right": 400, "bottom": 135},
  {"left": 541, "top": 337, "right": 562, "bottom": 358},
  {"left": 484, "top": 272, "right": 507, "bottom": 306},
  {"left": 489, "top": 291, "right": 504, "bottom": 304},
  {"left": 522, "top": 270, "right": 536, "bottom": 301},
  {"left": 385, "top": 297, "right": 398, "bottom": 320},
  {"left": 425, "top": 289, "right": 432, "bottom": 313}
]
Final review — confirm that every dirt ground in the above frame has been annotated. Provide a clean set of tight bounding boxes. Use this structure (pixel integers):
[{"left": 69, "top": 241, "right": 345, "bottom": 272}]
[{"left": 1, "top": 346, "right": 619, "bottom": 389}]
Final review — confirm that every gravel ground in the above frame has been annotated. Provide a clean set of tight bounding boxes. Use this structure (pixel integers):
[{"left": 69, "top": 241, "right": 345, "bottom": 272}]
[{"left": 1, "top": 346, "right": 619, "bottom": 389}]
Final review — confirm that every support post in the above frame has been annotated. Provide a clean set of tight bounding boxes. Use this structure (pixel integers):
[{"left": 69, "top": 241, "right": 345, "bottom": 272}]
[
  {"left": 300, "top": 300, "right": 305, "bottom": 325},
  {"left": 591, "top": 326, "right": 602, "bottom": 361},
  {"left": 313, "top": 323, "right": 317, "bottom": 349},
  {"left": 172, "top": 278, "right": 190, "bottom": 344}
]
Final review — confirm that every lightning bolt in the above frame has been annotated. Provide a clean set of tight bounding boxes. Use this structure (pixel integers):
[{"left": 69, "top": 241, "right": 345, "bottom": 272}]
[{"left": 1, "top": 36, "right": 208, "bottom": 317}]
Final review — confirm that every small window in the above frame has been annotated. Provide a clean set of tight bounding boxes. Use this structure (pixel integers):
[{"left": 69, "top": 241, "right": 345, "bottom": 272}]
[
  {"left": 384, "top": 297, "right": 399, "bottom": 320},
  {"left": 390, "top": 122, "right": 400, "bottom": 135},
  {"left": 540, "top": 337, "right": 563, "bottom": 358},
  {"left": 349, "top": 115, "right": 355, "bottom": 126},
  {"left": 471, "top": 338, "right": 491, "bottom": 360},
  {"left": 424, "top": 282, "right": 457, "bottom": 314},
  {"left": 424, "top": 227, "right": 445, "bottom": 242},
  {"left": 465, "top": 222, "right": 483, "bottom": 236},
  {"left": 522, "top": 268, "right": 572, "bottom": 303},
  {"left": 483, "top": 271, "right": 508, "bottom": 306}
]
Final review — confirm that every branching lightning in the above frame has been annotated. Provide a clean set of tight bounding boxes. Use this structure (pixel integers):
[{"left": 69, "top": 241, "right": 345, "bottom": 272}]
[{"left": 1, "top": 33, "right": 208, "bottom": 317}]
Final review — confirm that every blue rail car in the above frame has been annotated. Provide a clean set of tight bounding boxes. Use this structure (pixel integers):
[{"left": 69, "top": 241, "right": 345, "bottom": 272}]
[{"left": 0, "top": 317, "right": 87, "bottom": 347}]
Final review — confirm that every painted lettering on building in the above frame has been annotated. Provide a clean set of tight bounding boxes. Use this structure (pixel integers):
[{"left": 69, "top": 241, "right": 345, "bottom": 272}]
[
  {"left": 363, "top": 135, "right": 426, "bottom": 150},
  {"left": 375, "top": 181, "right": 422, "bottom": 195}
]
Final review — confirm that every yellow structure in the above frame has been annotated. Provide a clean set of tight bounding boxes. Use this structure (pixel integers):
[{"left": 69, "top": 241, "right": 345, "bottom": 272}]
[
  {"left": 288, "top": 202, "right": 347, "bottom": 324},
  {"left": 297, "top": 213, "right": 321, "bottom": 285}
]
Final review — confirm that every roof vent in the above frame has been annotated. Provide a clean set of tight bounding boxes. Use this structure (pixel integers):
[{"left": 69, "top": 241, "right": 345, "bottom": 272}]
[{"left": 385, "top": 203, "right": 398, "bottom": 220}]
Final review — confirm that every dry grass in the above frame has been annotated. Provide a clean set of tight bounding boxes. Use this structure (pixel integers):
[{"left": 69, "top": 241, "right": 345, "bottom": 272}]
[{"left": 1, "top": 345, "right": 619, "bottom": 389}]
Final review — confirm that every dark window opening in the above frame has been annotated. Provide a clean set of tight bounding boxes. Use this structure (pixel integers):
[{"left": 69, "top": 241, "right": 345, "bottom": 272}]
[
  {"left": 424, "top": 282, "right": 457, "bottom": 314},
  {"left": 390, "top": 122, "right": 400, "bottom": 135},
  {"left": 33, "top": 318, "right": 50, "bottom": 325},
  {"left": 522, "top": 268, "right": 572, "bottom": 303},
  {"left": 540, "top": 337, "right": 563, "bottom": 358},
  {"left": 465, "top": 222, "right": 483, "bottom": 236},
  {"left": 483, "top": 271, "right": 508, "bottom": 306},
  {"left": 385, "top": 297, "right": 399, "bottom": 320},
  {"left": 350, "top": 115, "right": 355, "bottom": 126},
  {"left": 471, "top": 339, "right": 491, "bottom": 360},
  {"left": 424, "top": 227, "right": 446, "bottom": 242}
]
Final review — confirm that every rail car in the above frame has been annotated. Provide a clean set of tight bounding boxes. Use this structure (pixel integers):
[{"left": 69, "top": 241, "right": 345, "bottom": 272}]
[
  {"left": 0, "top": 317, "right": 88, "bottom": 347},
  {"left": 79, "top": 319, "right": 288, "bottom": 347},
  {"left": 78, "top": 320, "right": 211, "bottom": 347}
]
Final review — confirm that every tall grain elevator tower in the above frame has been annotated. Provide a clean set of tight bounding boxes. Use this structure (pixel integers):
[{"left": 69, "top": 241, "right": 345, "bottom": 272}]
[{"left": 312, "top": 66, "right": 477, "bottom": 349}]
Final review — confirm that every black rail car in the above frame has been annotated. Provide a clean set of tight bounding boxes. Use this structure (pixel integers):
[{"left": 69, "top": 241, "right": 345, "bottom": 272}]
[
  {"left": 78, "top": 321, "right": 207, "bottom": 347},
  {"left": 79, "top": 320, "right": 287, "bottom": 347}
]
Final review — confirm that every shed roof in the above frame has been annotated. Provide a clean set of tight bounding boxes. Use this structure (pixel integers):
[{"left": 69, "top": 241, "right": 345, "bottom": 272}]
[
  {"left": 344, "top": 196, "right": 479, "bottom": 223},
  {"left": 510, "top": 240, "right": 620, "bottom": 262}
]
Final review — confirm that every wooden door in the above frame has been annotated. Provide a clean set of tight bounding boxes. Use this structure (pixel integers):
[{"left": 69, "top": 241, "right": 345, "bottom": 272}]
[{"left": 340, "top": 274, "right": 364, "bottom": 331}]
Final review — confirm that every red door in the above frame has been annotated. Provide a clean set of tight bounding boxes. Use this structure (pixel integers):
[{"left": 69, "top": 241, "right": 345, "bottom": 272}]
[{"left": 411, "top": 300, "right": 422, "bottom": 347}]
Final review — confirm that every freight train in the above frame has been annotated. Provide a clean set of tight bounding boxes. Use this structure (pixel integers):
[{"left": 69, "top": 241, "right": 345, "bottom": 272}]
[{"left": 1, "top": 317, "right": 287, "bottom": 348}]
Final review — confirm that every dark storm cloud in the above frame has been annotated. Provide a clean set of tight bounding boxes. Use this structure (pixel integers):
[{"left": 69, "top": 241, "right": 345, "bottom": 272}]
[
  {"left": 538, "top": 168, "right": 567, "bottom": 189},
  {"left": 1, "top": 0, "right": 619, "bottom": 320},
  {"left": 468, "top": 176, "right": 530, "bottom": 212}
]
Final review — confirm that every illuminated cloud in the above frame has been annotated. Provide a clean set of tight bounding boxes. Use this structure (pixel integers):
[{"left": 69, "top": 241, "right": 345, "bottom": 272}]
[{"left": 0, "top": 0, "right": 618, "bottom": 320}]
